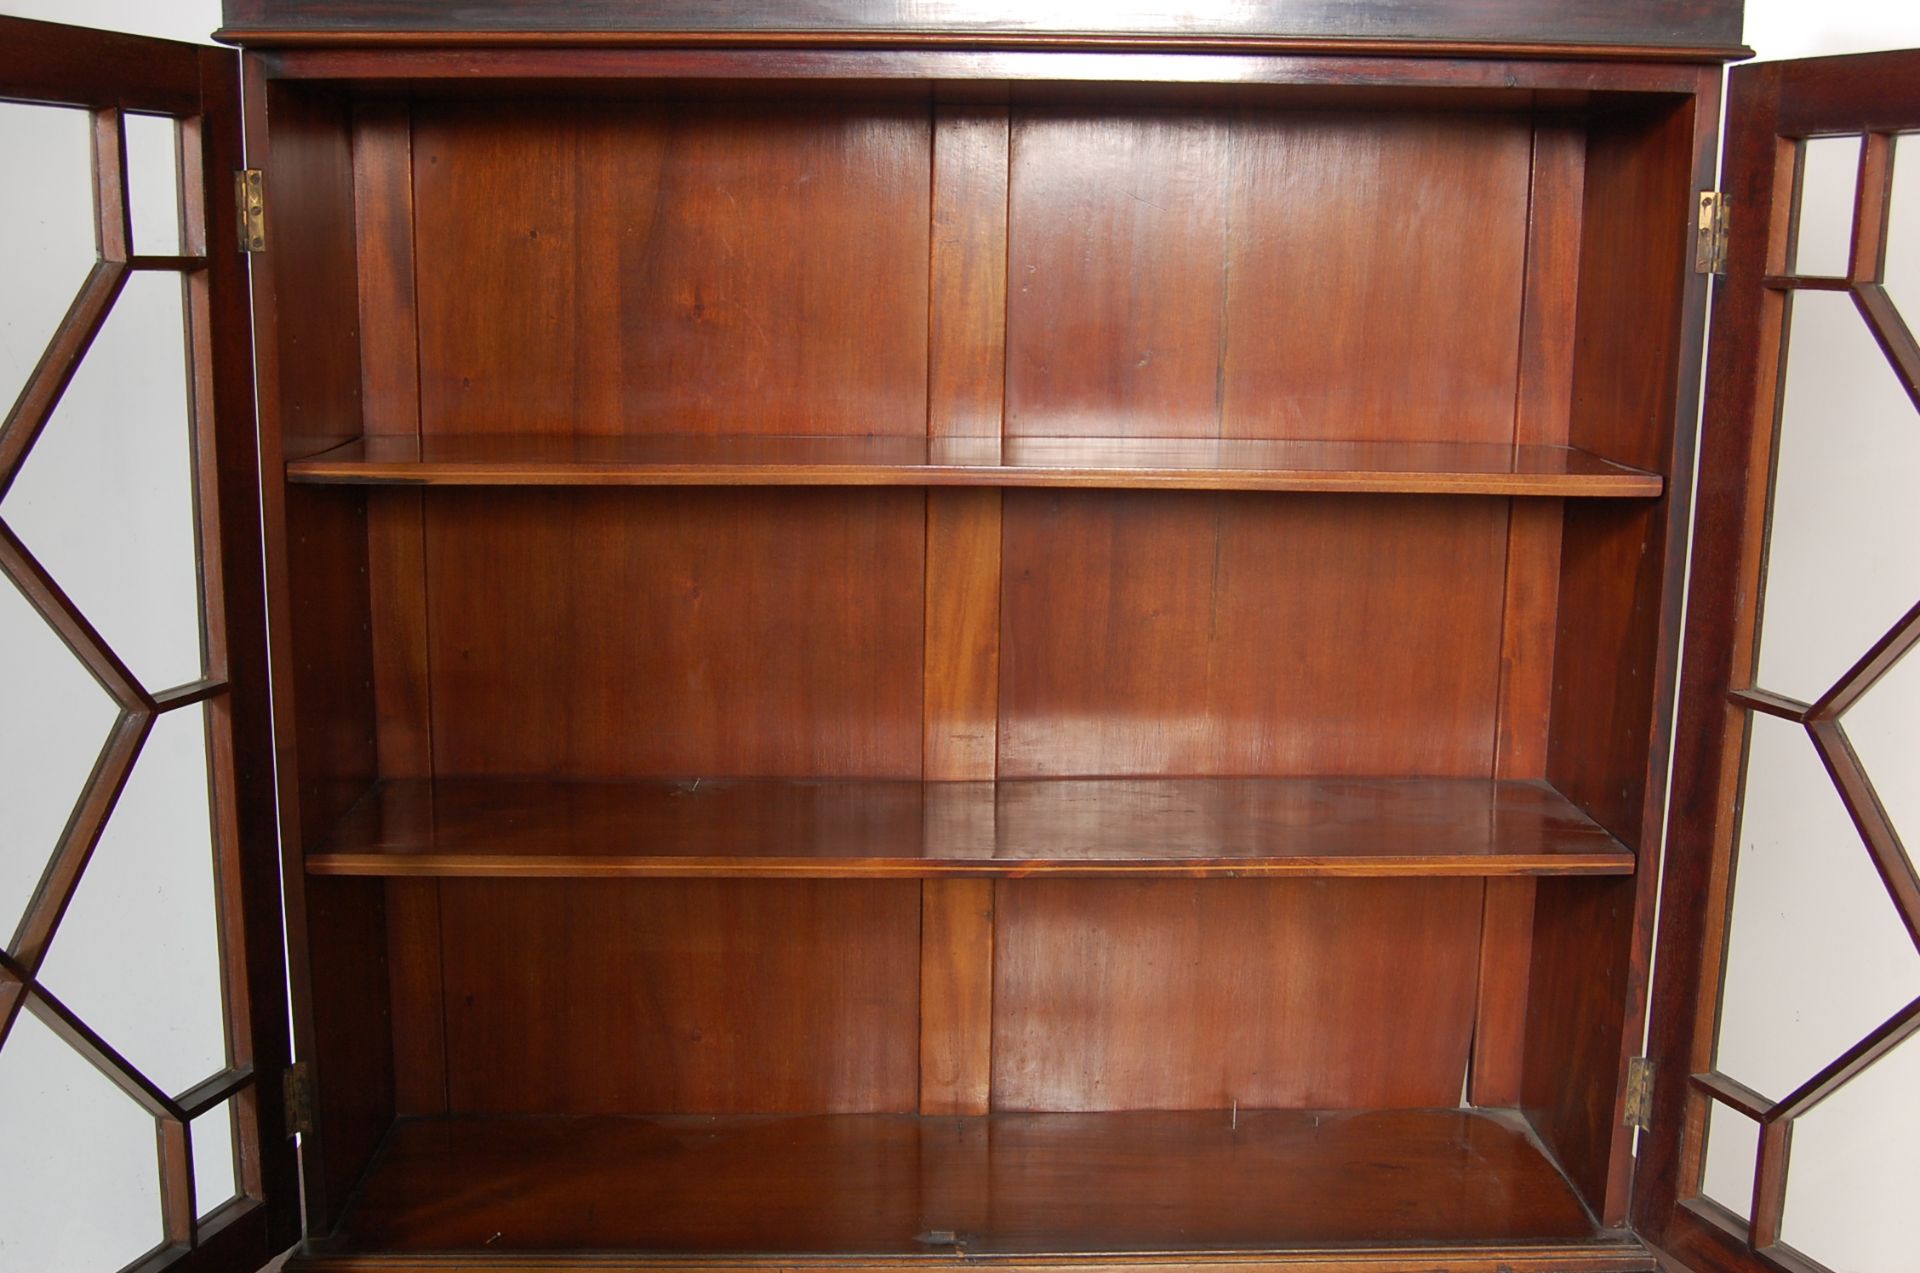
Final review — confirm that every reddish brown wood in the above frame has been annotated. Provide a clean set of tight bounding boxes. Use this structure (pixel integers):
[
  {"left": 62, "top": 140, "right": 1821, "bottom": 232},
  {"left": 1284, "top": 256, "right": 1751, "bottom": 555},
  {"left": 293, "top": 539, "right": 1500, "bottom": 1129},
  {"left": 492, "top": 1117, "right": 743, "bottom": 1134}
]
[
  {"left": 384, "top": 879, "right": 447, "bottom": 1116},
  {"left": 919, "top": 878, "right": 994, "bottom": 1115},
  {"left": 1470, "top": 878, "right": 1536, "bottom": 1106},
  {"left": 929, "top": 105, "right": 1009, "bottom": 444},
  {"left": 364, "top": 492, "right": 432, "bottom": 778},
  {"left": 435, "top": 879, "right": 920, "bottom": 1113},
  {"left": 421, "top": 488, "right": 924, "bottom": 778},
  {"left": 350, "top": 98, "right": 421, "bottom": 437},
  {"left": 288, "top": 433, "right": 1664, "bottom": 494},
  {"left": 159, "top": 1116, "right": 196, "bottom": 1246},
  {"left": 0, "top": 15, "right": 204, "bottom": 113},
  {"left": 992, "top": 878, "right": 1481, "bottom": 1110},
  {"left": 924, "top": 490, "right": 1002, "bottom": 781},
  {"left": 409, "top": 98, "right": 928, "bottom": 439},
  {"left": 304, "top": 777, "right": 1634, "bottom": 879},
  {"left": 300, "top": 1108, "right": 1622, "bottom": 1259},
  {"left": 216, "top": 0, "right": 1747, "bottom": 52},
  {"left": 999, "top": 492, "right": 1509, "bottom": 777}
]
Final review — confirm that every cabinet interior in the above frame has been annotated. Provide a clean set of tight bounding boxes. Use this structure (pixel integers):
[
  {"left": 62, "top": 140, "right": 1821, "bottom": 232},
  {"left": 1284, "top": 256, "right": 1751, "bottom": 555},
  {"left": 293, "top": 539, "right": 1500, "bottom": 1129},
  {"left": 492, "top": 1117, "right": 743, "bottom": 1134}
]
[{"left": 258, "top": 72, "right": 1703, "bottom": 1267}]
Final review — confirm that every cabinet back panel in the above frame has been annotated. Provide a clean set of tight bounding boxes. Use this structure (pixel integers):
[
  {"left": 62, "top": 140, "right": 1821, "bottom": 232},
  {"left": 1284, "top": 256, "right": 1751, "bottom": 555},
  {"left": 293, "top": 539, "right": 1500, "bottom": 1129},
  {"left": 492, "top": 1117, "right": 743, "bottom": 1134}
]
[
  {"left": 409, "top": 98, "right": 931, "bottom": 436},
  {"left": 998, "top": 491, "right": 1510, "bottom": 777},
  {"left": 423, "top": 488, "right": 925, "bottom": 778},
  {"left": 1006, "top": 108, "right": 1532, "bottom": 440},
  {"left": 992, "top": 878, "right": 1481, "bottom": 1110},
  {"left": 433, "top": 878, "right": 921, "bottom": 1113}
]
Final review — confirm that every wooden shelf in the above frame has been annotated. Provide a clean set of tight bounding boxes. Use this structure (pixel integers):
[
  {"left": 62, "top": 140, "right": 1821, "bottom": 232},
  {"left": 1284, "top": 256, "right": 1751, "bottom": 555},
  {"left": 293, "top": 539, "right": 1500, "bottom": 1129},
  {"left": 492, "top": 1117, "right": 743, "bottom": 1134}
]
[
  {"left": 297, "top": 1109, "right": 1637, "bottom": 1262},
  {"left": 285, "top": 433, "right": 1663, "bottom": 497},
  {"left": 305, "top": 776, "right": 1633, "bottom": 879}
]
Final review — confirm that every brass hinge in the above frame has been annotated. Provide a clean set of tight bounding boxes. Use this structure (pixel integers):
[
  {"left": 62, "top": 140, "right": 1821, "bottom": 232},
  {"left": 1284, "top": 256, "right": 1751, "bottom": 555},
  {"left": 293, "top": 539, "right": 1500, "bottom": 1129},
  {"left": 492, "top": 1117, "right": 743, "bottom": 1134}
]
[
  {"left": 1695, "top": 190, "right": 1728, "bottom": 275},
  {"left": 1624, "top": 1056, "right": 1654, "bottom": 1131},
  {"left": 236, "top": 168, "right": 266, "bottom": 254},
  {"left": 282, "top": 1061, "right": 314, "bottom": 1138}
]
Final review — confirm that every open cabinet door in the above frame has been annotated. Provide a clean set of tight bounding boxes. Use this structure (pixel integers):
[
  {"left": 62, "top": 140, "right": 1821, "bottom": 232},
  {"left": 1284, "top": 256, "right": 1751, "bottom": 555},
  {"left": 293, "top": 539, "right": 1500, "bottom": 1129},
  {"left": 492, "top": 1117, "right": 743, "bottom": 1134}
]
[
  {"left": 1637, "top": 49, "right": 1920, "bottom": 1273},
  {"left": 0, "top": 17, "right": 297, "bottom": 1273}
]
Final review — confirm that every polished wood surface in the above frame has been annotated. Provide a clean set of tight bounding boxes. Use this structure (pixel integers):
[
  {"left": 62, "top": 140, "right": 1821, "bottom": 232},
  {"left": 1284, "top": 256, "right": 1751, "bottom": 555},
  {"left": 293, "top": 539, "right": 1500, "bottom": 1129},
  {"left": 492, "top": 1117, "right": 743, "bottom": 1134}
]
[
  {"left": 410, "top": 99, "right": 928, "bottom": 440},
  {"left": 304, "top": 1109, "right": 1617, "bottom": 1257},
  {"left": 434, "top": 879, "right": 920, "bottom": 1114},
  {"left": 420, "top": 488, "right": 923, "bottom": 778},
  {"left": 217, "top": 0, "right": 1746, "bottom": 53},
  {"left": 306, "top": 777, "right": 1632, "bottom": 878},
  {"left": 1000, "top": 492, "right": 1510, "bottom": 777},
  {"left": 993, "top": 878, "right": 1482, "bottom": 1110},
  {"left": 286, "top": 433, "right": 1663, "bottom": 495}
]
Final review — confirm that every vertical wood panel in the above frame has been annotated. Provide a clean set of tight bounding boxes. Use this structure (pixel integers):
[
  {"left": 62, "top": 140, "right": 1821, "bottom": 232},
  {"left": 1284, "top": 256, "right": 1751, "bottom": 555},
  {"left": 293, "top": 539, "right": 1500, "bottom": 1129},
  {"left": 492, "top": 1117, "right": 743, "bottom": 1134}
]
[
  {"left": 930, "top": 105, "right": 1008, "bottom": 442},
  {"left": 1006, "top": 109, "right": 1230, "bottom": 437},
  {"left": 919, "top": 878, "right": 994, "bottom": 1115},
  {"left": 1222, "top": 112, "right": 1532, "bottom": 442},
  {"left": 924, "top": 489, "right": 1001, "bottom": 781},
  {"left": 438, "top": 879, "right": 921, "bottom": 1114},
  {"left": 1473, "top": 122, "right": 1585, "bottom": 1106},
  {"left": 999, "top": 491, "right": 1508, "bottom": 778},
  {"left": 366, "top": 491, "right": 432, "bottom": 779},
  {"left": 424, "top": 488, "right": 924, "bottom": 778},
  {"left": 351, "top": 97, "right": 420, "bottom": 436},
  {"left": 385, "top": 877, "right": 447, "bottom": 1116},
  {"left": 992, "top": 878, "right": 1481, "bottom": 1111},
  {"left": 411, "top": 99, "right": 930, "bottom": 436}
]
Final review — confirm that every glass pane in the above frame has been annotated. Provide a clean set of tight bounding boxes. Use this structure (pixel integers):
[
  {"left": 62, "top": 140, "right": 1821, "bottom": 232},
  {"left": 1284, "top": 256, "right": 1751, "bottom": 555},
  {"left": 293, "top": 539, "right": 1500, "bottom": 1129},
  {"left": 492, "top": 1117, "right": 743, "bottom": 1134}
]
[
  {"left": 0, "top": 102, "right": 95, "bottom": 403},
  {"left": 193, "top": 1096, "right": 238, "bottom": 1220},
  {"left": 1713, "top": 714, "right": 1920, "bottom": 1102},
  {"left": 1792, "top": 135, "right": 1862, "bottom": 278},
  {"left": 1, "top": 269, "right": 204, "bottom": 692},
  {"left": 124, "top": 113, "right": 183, "bottom": 258},
  {"left": 1780, "top": 1033, "right": 1920, "bottom": 1273},
  {"left": 1700, "top": 1101, "right": 1759, "bottom": 1221},
  {"left": 37, "top": 707, "right": 227, "bottom": 1097},
  {"left": 1882, "top": 133, "right": 1919, "bottom": 315},
  {"left": 0, "top": 1011, "right": 162, "bottom": 1273},
  {"left": 1753, "top": 287, "right": 1920, "bottom": 702},
  {"left": 1843, "top": 634, "right": 1918, "bottom": 847},
  {"left": 0, "top": 575, "right": 119, "bottom": 940}
]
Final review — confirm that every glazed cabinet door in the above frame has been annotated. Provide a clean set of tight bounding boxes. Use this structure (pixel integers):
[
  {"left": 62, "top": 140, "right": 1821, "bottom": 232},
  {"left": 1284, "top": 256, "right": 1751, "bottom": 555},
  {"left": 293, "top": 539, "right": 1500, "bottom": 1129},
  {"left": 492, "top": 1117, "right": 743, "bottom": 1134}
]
[
  {"left": 1637, "top": 50, "right": 1920, "bottom": 1273},
  {"left": 0, "top": 17, "right": 296, "bottom": 1273}
]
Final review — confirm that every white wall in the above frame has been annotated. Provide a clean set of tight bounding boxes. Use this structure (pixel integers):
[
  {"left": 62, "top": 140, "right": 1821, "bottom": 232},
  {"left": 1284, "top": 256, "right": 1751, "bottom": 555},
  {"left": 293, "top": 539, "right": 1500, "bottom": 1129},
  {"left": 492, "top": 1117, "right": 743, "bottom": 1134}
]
[{"left": 0, "top": 1, "right": 1916, "bottom": 1271}]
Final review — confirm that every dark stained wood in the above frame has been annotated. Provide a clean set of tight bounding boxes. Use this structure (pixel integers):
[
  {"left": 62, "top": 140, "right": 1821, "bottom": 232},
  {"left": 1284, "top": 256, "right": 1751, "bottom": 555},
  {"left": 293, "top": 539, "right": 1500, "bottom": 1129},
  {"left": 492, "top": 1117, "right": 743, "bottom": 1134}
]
[
  {"left": 217, "top": 0, "right": 1747, "bottom": 53},
  {"left": 1636, "top": 58, "right": 1795, "bottom": 1254},
  {"left": 919, "top": 878, "right": 994, "bottom": 1115},
  {"left": 1006, "top": 110, "right": 1529, "bottom": 444},
  {"left": 363, "top": 491, "right": 432, "bottom": 778},
  {"left": 349, "top": 97, "right": 421, "bottom": 437},
  {"left": 0, "top": 15, "right": 204, "bottom": 114},
  {"left": 435, "top": 879, "right": 920, "bottom": 1113},
  {"left": 1470, "top": 878, "right": 1536, "bottom": 1106},
  {"left": 289, "top": 433, "right": 1663, "bottom": 495},
  {"left": 924, "top": 490, "right": 1002, "bottom": 781},
  {"left": 384, "top": 879, "right": 447, "bottom": 1116},
  {"left": 1537, "top": 78, "right": 1722, "bottom": 1227},
  {"left": 421, "top": 488, "right": 923, "bottom": 778},
  {"left": 992, "top": 878, "right": 1482, "bottom": 1110},
  {"left": 929, "top": 105, "right": 1009, "bottom": 443},
  {"left": 305, "top": 776, "right": 1634, "bottom": 878},
  {"left": 410, "top": 98, "right": 929, "bottom": 439},
  {"left": 301, "top": 1108, "right": 1622, "bottom": 1259},
  {"left": 999, "top": 492, "right": 1509, "bottom": 777}
]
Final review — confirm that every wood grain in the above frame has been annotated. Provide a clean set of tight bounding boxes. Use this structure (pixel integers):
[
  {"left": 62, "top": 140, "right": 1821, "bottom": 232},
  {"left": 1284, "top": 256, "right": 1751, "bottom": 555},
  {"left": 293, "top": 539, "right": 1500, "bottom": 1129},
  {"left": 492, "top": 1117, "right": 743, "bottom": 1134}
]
[
  {"left": 303, "top": 777, "right": 1635, "bottom": 879},
  {"left": 410, "top": 98, "right": 930, "bottom": 438},
  {"left": 993, "top": 878, "right": 1482, "bottom": 1110},
  {"left": 302, "top": 1108, "right": 1615, "bottom": 1258},
  {"left": 919, "top": 878, "right": 994, "bottom": 1115},
  {"left": 924, "top": 489, "right": 1001, "bottom": 781},
  {"left": 421, "top": 488, "right": 924, "bottom": 778},
  {"left": 436, "top": 878, "right": 920, "bottom": 1114},
  {"left": 384, "top": 878, "right": 446, "bottom": 1116},
  {"left": 929, "top": 105, "right": 1009, "bottom": 443},
  {"left": 998, "top": 492, "right": 1509, "bottom": 777},
  {"left": 287, "top": 433, "right": 1663, "bottom": 496}
]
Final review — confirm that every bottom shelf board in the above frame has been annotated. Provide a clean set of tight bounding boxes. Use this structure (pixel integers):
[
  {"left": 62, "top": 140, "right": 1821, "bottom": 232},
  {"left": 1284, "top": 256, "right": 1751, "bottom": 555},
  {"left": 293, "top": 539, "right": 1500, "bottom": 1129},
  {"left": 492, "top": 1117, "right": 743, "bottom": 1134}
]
[{"left": 300, "top": 1109, "right": 1642, "bottom": 1265}]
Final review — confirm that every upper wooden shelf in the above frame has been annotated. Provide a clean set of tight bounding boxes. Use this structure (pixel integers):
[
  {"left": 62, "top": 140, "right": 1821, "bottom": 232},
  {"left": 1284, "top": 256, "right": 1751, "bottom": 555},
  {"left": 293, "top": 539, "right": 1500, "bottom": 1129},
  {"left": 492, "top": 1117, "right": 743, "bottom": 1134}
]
[
  {"left": 306, "top": 776, "right": 1633, "bottom": 879},
  {"left": 285, "top": 434, "right": 1663, "bottom": 497}
]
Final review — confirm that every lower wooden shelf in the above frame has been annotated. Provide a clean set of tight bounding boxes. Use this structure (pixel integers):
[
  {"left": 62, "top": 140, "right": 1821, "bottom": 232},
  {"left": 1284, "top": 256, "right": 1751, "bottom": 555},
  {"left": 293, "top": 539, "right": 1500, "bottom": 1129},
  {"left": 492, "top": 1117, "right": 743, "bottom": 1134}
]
[
  {"left": 304, "top": 776, "right": 1633, "bottom": 879},
  {"left": 294, "top": 1109, "right": 1649, "bottom": 1268}
]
